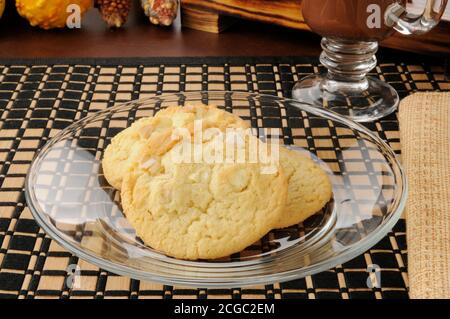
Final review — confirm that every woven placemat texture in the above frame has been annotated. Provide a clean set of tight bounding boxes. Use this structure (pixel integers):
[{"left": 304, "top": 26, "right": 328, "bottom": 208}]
[
  {"left": 399, "top": 92, "right": 450, "bottom": 299},
  {"left": 0, "top": 57, "right": 448, "bottom": 299}
]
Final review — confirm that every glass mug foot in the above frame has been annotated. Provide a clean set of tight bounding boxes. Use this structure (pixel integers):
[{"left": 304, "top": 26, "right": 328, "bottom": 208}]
[{"left": 292, "top": 74, "right": 399, "bottom": 123}]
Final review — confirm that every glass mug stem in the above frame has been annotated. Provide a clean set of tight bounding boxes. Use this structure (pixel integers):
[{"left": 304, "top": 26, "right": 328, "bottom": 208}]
[{"left": 320, "top": 37, "right": 378, "bottom": 91}]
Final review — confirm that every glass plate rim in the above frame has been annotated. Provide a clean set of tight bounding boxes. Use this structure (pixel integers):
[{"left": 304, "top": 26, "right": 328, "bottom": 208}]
[{"left": 25, "top": 91, "right": 408, "bottom": 287}]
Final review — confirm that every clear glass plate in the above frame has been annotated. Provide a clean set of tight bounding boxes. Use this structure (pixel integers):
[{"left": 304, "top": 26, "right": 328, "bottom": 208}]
[{"left": 25, "top": 91, "right": 407, "bottom": 287}]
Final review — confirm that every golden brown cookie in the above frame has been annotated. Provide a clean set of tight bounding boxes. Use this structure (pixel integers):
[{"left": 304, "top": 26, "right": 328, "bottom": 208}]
[
  {"left": 102, "top": 104, "right": 249, "bottom": 190},
  {"left": 121, "top": 133, "right": 288, "bottom": 260},
  {"left": 275, "top": 147, "right": 332, "bottom": 229},
  {"left": 102, "top": 117, "right": 154, "bottom": 189}
]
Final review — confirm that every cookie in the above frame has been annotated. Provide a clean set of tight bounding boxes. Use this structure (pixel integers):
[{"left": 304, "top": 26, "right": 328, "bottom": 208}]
[
  {"left": 102, "top": 104, "right": 249, "bottom": 190},
  {"left": 102, "top": 117, "right": 154, "bottom": 189},
  {"left": 275, "top": 147, "right": 333, "bottom": 229},
  {"left": 120, "top": 132, "right": 288, "bottom": 260}
]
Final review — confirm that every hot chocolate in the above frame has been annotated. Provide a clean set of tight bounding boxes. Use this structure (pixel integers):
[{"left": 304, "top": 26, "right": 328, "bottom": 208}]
[{"left": 302, "top": 0, "right": 407, "bottom": 41}]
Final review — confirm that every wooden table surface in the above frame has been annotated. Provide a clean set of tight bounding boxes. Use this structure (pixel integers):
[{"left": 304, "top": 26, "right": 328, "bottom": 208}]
[
  {"left": 0, "top": 0, "right": 446, "bottom": 59},
  {"left": 0, "top": 1, "right": 326, "bottom": 59},
  {"left": 0, "top": 0, "right": 434, "bottom": 60}
]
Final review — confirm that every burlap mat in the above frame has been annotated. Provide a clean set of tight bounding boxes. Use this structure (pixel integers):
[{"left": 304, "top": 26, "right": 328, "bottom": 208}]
[{"left": 399, "top": 92, "right": 450, "bottom": 299}]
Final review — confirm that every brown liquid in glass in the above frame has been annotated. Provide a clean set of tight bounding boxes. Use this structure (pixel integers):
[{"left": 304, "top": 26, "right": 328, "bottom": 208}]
[{"left": 302, "top": 0, "right": 407, "bottom": 41}]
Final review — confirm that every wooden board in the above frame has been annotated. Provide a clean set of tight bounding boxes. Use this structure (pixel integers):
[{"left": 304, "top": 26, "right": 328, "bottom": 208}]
[
  {"left": 382, "top": 23, "right": 450, "bottom": 55},
  {"left": 181, "top": 0, "right": 309, "bottom": 31},
  {"left": 180, "top": 0, "right": 450, "bottom": 55},
  {"left": 181, "top": 6, "right": 237, "bottom": 33}
]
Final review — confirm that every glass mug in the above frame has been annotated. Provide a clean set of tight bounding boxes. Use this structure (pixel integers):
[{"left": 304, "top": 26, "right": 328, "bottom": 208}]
[{"left": 292, "top": 0, "right": 448, "bottom": 122}]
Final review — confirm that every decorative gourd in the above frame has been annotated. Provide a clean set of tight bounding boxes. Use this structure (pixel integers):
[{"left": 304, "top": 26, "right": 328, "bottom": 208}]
[
  {"left": 0, "top": 0, "right": 5, "bottom": 19},
  {"left": 141, "top": 0, "right": 178, "bottom": 26},
  {"left": 16, "top": 0, "right": 92, "bottom": 29},
  {"left": 95, "top": 0, "right": 131, "bottom": 28}
]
